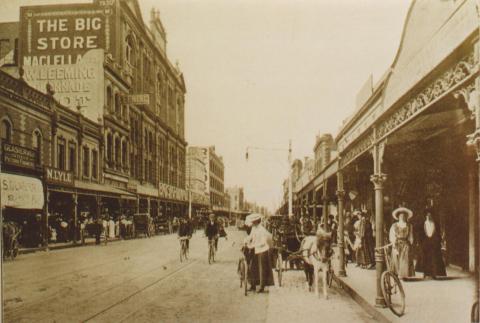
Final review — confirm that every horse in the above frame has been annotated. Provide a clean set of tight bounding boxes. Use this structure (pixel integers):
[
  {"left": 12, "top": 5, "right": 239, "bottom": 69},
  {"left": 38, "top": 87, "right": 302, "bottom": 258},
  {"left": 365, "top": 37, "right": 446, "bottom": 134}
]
[
  {"left": 300, "top": 231, "right": 333, "bottom": 299},
  {"left": 3, "top": 222, "right": 21, "bottom": 260}
]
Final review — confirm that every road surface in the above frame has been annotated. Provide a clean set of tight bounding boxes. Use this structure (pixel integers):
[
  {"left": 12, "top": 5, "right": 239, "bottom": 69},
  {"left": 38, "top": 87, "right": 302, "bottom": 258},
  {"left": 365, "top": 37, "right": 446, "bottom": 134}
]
[{"left": 3, "top": 228, "right": 377, "bottom": 323}]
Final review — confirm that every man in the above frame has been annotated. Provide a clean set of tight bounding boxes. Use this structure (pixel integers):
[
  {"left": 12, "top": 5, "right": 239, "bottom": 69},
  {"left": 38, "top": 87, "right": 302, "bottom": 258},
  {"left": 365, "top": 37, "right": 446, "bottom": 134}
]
[
  {"left": 205, "top": 213, "right": 219, "bottom": 251},
  {"left": 178, "top": 217, "right": 192, "bottom": 251}
]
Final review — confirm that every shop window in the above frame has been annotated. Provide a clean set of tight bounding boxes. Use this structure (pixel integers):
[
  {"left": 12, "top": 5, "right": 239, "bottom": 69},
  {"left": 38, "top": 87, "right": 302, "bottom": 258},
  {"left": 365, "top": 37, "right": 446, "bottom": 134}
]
[
  {"left": 1, "top": 119, "right": 12, "bottom": 143},
  {"left": 83, "top": 146, "right": 90, "bottom": 178},
  {"left": 68, "top": 143, "right": 76, "bottom": 174},
  {"left": 57, "top": 138, "right": 66, "bottom": 170},
  {"left": 92, "top": 150, "right": 98, "bottom": 179}
]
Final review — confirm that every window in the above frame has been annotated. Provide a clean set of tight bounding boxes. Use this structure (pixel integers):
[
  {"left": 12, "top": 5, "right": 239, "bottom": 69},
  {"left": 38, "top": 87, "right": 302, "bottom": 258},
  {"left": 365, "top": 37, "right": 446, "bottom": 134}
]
[
  {"left": 68, "top": 143, "right": 76, "bottom": 174},
  {"left": 32, "top": 130, "right": 42, "bottom": 162},
  {"left": 115, "top": 137, "right": 121, "bottom": 167},
  {"left": 115, "top": 93, "right": 121, "bottom": 115},
  {"left": 106, "top": 133, "right": 113, "bottom": 166},
  {"left": 83, "top": 146, "right": 90, "bottom": 178},
  {"left": 57, "top": 139, "right": 66, "bottom": 170},
  {"left": 122, "top": 140, "right": 127, "bottom": 168},
  {"left": 1, "top": 119, "right": 12, "bottom": 143},
  {"left": 0, "top": 39, "right": 10, "bottom": 64},
  {"left": 92, "top": 150, "right": 98, "bottom": 179},
  {"left": 106, "top": 86, "right": 113, "bottom": 112}
]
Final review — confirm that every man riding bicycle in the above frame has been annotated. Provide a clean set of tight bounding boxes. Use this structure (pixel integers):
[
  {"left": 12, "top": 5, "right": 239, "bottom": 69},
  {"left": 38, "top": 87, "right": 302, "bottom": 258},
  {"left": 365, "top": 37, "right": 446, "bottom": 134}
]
[
  {"left": 178, "top": 217, "right": 192, "bottom": 252},
  {"left": 205, "top": 213, "right": 219, "bottom": 251}
]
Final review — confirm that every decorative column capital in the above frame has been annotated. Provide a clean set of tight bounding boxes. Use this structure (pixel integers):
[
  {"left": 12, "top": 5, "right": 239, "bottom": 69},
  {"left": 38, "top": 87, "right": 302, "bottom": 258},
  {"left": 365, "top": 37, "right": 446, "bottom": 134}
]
[
  {"left": 467, "top": 129, "right": 480, "bottom": 162},
  {"left": 370, "top": 173, "right": 387, "bottom": 190},
  {"left": 336, "top": 190, "right": 346, "bottom": 199}
]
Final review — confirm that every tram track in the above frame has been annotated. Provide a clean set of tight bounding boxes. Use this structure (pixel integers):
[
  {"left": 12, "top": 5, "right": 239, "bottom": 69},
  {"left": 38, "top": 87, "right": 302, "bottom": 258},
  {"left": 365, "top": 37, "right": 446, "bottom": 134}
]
[{"left": 83, "top": 259, "right": 199, "bottom": 323}]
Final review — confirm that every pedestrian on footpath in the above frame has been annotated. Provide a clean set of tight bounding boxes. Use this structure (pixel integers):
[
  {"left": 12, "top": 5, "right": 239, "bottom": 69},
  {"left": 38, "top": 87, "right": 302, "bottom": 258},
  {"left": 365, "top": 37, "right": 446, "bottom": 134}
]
[
  {"left": 245, "top": 213, "right": 274, "bottom": 293},
  {"left": 389, "top": 207, "right": 415, "bottom": 279}
]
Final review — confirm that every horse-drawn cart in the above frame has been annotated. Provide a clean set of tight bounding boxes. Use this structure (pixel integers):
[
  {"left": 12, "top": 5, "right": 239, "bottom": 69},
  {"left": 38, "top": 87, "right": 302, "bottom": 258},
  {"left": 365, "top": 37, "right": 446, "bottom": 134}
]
[{"left": 133, "top": 213, "right": 154, "bottom": 238}]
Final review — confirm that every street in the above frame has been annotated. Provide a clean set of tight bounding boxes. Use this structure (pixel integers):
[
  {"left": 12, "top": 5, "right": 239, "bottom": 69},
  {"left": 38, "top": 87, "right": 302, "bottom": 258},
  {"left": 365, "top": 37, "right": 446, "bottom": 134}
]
[{"left": 3, "top": 228, "right": 376, "bottom": 323}]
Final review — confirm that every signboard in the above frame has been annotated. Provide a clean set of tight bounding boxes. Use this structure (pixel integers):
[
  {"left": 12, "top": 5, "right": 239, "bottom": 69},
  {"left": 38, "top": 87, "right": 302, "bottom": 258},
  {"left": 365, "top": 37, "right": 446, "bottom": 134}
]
[
  {"left": 45, "top": 166, "right": 74, "bottom": 187},
  {"left": 1, "top": 173, "right": 44, "bottom": 209},
  {"left": 128, "top": 94, "right": 150, "bottom": 105},
  {"left": 2, "top": 142, "right": 37, "bottom": 170},
  {"left": 19, "top": 3, "right": 113, "bottom": 122}
]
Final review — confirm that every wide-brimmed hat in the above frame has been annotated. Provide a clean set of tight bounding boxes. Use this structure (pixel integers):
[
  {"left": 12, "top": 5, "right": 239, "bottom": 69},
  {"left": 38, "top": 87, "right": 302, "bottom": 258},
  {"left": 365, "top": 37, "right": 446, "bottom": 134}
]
[
  {"left": 392, "top": 207, "right": 413, "bottom": 221},
  {"left": 245, "top": 213, "right": 262, "bottom": 226}
]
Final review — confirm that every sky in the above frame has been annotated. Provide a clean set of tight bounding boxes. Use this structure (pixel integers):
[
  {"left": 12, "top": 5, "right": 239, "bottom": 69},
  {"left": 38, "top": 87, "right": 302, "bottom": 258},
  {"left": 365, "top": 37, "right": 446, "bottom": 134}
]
[{"left": 2, "top": 0, "right": 411, "bottom": 212}]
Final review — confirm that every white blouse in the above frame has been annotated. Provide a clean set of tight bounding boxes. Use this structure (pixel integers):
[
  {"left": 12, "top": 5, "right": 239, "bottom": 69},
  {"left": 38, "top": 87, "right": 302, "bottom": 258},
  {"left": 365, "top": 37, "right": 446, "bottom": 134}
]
[{"left": 247, "top": 225, "right": 271, "bottom": 254}]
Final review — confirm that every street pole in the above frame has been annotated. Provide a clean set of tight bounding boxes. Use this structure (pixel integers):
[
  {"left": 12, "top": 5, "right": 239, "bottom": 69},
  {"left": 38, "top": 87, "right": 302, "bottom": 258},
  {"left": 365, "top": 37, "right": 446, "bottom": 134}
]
[{"left": 288, "top": 140, "right": 293, "bottom": 218}]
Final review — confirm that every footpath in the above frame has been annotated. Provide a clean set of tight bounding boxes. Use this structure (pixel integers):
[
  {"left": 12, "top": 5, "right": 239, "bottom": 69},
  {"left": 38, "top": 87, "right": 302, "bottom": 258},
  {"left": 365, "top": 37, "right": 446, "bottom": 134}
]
[{"left": 331, "top": 248, "right": 476, "bottom": 323}]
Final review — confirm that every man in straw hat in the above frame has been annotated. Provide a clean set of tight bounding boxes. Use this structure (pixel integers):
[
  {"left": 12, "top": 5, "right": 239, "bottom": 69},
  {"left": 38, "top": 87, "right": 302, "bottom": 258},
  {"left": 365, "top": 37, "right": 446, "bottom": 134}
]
[{"left": 389, "top": 207, "right": 415, "bottom": 279}]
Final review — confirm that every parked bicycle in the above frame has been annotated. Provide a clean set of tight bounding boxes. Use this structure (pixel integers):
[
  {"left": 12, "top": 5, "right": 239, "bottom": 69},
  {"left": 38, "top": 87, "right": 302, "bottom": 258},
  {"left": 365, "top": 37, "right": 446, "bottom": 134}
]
[
  {"left": 376, "top": 243, "right": 406, "bottom": 317},
  {"left": 3, "top": 222, "right": 20, "bottom": 260}
]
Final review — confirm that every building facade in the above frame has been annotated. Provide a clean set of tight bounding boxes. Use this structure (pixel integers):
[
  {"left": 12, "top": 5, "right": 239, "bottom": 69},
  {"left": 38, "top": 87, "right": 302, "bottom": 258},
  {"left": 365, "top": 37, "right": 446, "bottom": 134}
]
[
  {"left": 226, "top": 186, "right": 244, "bottom": 212},
  {"left": 207, "top": 146, "right": 226, "bottom": 212},
  {"left": 0, "top": 0, "right": 190, "bottom": 247}
]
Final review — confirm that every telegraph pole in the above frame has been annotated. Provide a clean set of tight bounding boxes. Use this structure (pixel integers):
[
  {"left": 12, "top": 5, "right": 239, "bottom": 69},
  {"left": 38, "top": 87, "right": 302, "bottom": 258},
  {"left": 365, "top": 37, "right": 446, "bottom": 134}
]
[{"left": 288, "top": 140, "right": 293, "bottom": 218}]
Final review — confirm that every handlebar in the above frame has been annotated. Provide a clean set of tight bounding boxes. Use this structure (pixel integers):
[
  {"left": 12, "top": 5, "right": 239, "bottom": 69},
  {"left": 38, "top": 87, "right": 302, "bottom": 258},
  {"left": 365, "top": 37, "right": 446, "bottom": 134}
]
[{"left": 374, "top": 243, "right": 393, "bottom": 251}]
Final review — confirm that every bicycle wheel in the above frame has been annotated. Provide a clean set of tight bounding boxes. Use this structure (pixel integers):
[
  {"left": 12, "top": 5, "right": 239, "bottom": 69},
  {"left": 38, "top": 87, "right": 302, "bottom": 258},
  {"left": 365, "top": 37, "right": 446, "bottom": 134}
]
[
  {"left": 208, "top": 244, "right": 213, "bottom": 264},
  {"left": 471, "top": 301, "right": 479, "bottom": 323},
  {"left": 276, "top": 252, "right": 283, "bottom": 287},
  {"left": 11, "top": 240, "right": 19, "bottom": 260},
  {"left": 180, "top": 243, "right": 184, "bottom": 262},
  {"left": 381, "top": 271, "right": 405, "bottom": 317},
  {"left": 184, "top": 244, "right": 188, "bottom": 261},
  {"left": 327, "top": 268, "right": 334, "bottom": 288},
  {"left": 244, "top": 259, "right": 248, "bottom": 296}
]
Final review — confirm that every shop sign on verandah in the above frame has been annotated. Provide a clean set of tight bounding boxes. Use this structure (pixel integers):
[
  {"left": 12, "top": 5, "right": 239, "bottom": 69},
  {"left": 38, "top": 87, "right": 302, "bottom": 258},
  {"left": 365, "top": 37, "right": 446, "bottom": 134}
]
[
  {"left": 44, "top": 166, "right": 74, "bottom": 187},
  {"left": 0, "top": 173, "right": 44, "bottom": 209}
]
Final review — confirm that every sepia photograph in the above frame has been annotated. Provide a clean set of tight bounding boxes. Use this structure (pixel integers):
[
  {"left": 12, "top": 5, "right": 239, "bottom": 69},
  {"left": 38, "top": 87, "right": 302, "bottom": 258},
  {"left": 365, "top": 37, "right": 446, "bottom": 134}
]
[{"left": 0, "top": 0, "right": 479, "bottom": 322}]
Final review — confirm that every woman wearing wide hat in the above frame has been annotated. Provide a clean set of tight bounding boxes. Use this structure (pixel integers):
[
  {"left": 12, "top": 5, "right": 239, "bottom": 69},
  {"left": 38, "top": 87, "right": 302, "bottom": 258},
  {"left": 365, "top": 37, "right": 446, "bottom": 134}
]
[
  {"left": 389, "top": 207, "right": 415, "bottom": 279},
  {"left": 245, "top": 214, "right": 274, "bottom": 293}
]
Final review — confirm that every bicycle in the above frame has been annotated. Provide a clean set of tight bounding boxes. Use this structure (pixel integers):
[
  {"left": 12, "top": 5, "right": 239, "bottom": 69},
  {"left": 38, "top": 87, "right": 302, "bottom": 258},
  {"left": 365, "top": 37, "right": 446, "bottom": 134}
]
[
  {"left": 208, "top": 238, "right": 216, "bottom": 264},
  {"left": 179, "top": 237, "right": 189, "bottom": 262},
  {"left": 376, "top": 243, "right": 406, "bottom": 317},
  {"left": 238, "top": 246, "right": 252, "bottom": 296}
]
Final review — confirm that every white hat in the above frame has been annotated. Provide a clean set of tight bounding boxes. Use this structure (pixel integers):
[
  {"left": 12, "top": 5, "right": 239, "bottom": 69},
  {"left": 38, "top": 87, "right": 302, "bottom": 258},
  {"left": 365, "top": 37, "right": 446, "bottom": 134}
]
[
  {"left": 245, "top": 213, "right": 262, "bottom": 226},
  {"left": 392, "top": 207, "right": 413, "bottom": 221}
]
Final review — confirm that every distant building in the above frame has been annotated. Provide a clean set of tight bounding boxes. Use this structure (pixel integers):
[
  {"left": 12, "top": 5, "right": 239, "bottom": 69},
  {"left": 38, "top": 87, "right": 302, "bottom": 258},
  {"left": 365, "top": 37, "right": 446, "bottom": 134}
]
[
  {"left": 314, "top": 134, "right": 336, "bottom": 175},
  {"left": 226, "top": 186, "right": 244, "bottom": 212}
]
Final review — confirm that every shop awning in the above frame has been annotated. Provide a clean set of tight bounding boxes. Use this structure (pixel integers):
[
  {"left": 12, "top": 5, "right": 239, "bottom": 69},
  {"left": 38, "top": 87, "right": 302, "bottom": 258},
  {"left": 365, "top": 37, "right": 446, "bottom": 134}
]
[
  {"left": 74, "top": 180, "right": 136, "bottom": 199},
  {"left": 1, "top": 173, "right": 44, "bottom": 210}
]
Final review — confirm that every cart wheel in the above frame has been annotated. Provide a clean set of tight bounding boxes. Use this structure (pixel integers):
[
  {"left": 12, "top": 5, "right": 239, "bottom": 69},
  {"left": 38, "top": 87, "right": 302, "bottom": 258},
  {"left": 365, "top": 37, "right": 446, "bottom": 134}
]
[
  {"left": 381, "top": 271, "right": 405, "bottom": 317},
  {"left": 276, "top": 252, "right": 283, "bottom": 287}
]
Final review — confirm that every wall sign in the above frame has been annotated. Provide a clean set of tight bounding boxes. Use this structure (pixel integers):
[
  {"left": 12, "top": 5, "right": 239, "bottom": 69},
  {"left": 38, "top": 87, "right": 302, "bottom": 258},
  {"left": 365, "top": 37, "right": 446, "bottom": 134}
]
[{"left": 2, "top": 142, "right": 37, "bottom": 170}]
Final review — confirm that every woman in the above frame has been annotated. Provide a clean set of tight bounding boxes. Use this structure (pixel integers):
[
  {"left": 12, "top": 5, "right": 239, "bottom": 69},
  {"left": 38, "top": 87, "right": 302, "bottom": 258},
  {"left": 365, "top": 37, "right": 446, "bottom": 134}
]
[
  {"left": 357, "top": 212, "right": 375, "bottom": 269},
  {"left": 417, "top": 211, "right": 446, "bottom": 279},
  {"left": 246, "top": 213, "right": 274, "bottom": 293},
  {"left": 389, "top": 207, "right": 415, "bottom": 279}
]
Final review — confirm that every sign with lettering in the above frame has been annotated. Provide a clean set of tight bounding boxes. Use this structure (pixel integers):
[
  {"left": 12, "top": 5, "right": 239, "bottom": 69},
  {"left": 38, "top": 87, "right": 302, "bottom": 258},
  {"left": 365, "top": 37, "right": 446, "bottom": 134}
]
[
  {"left": 19, "top": 3, "right": 112, "bottom": 122},
  {"left": 0, "top": 173, "right": 44, "bottom": 209},
  {"left": 45, "top": 167, "right": 74, "bottom": 187},
  {"left": 2, "top": 143, "right": 37, "bottom": 170},
  {"left": 128, "top": 94, "right": 150, "bottom": 105}
]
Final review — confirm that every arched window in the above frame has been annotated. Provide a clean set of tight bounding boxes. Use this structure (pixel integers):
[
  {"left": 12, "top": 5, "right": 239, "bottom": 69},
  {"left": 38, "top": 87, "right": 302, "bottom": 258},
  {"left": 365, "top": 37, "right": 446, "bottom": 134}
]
[
  {"left": 106, "top": 133, "right": 113, "bottom": 166},
  {"left": 106, "top": 86, "right": 113, "bottom": 112},
  {"left": 32, "top": 129, "right": 42, "bottom": 162},
  {"left": 1, "top": 119, "right": 12, "bottom": 143},
  {"left": 125, "top": 35, "right": 136, "bottom": 66}
]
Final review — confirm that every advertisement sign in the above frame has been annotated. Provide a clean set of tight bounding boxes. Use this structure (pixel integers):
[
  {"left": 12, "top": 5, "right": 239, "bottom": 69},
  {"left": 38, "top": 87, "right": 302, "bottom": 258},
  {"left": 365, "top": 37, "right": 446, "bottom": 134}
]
[
  {"left": 0, "top": 173, "right": 44, "bottom": 209},
  {"left": 2, "top": 142, "right": 37, "bottom": 170},
  {"left": 45, "top": 166, "right": 74, "bottom": 187},
  {"left": 19, "top": 3, "right": 113, "bottom": 122}
]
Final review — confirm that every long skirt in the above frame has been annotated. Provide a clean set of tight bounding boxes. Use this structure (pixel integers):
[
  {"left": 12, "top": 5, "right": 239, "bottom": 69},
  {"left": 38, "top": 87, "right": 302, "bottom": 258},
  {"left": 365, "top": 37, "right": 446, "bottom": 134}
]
[
  {"left": 421, "top": 237, "right": 446, "bottom": 278},
  {"left": 357, "top": 237, "right": 375, "bottom": 266},
  {"left": 393, "top": 240, "right": 415, "bottom": 278},
  {"left": 249, "top": 250, "right": 275, "bottom": 287}
]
